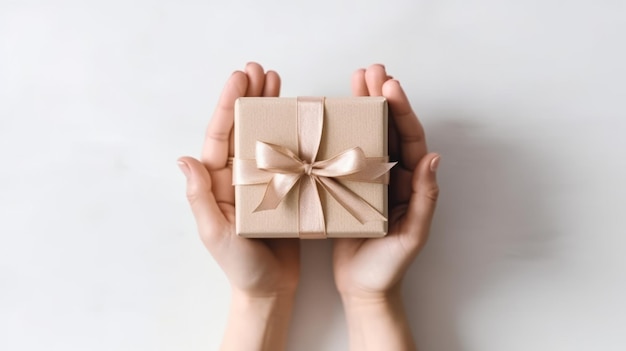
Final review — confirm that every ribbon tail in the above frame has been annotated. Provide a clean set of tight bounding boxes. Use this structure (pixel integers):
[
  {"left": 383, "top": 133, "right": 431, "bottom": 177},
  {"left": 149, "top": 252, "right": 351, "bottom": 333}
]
[
  {"left": 338, "top": 161, "right": 397, "bottom": 183},
  {"left": 298, "top": 176, "right": 326, "bottom": 239},
  {"left": 254, "top": 173, "right": 301, "bottom": 212},
  {"left": 316, "top": 176, "right": 387, "bottom": 224}
]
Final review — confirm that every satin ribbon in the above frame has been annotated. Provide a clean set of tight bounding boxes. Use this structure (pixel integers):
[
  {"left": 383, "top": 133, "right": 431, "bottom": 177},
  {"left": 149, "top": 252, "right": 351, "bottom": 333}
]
[{"left": 234, "top": 97, "right": 396, "bottom": 238}]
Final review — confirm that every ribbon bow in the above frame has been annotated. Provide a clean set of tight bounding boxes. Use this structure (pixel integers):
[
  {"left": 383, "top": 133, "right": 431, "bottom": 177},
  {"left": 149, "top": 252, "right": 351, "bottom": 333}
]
[{"left": 234, "top": 97, "right": 396, "bottom": 238}]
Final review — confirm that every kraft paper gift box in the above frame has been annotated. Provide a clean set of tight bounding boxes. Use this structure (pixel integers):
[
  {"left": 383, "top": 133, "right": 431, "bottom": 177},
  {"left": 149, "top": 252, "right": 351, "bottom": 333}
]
[{"left": 233, "top": 96, "right": 395, "bottom": 239}]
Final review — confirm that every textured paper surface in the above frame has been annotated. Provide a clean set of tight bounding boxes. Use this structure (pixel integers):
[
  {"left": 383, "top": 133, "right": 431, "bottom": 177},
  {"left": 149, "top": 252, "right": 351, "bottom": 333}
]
[{"left": 234, "top": 97, "right": 389, "bottom": 238}]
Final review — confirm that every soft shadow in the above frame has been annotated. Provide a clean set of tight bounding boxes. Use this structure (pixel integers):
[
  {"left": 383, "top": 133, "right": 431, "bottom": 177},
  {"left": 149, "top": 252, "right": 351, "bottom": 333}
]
[{"left": 404, "top": 117, "right": 559, "bottom": 350}]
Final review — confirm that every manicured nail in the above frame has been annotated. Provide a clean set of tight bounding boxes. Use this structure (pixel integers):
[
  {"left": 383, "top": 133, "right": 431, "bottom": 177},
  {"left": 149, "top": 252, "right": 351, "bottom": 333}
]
[
  {"left": 177, "top": 160, "right": 191, "bottom": 179},
  {"left": 430, "top": 155, "right": 441, "bottom": 172}
]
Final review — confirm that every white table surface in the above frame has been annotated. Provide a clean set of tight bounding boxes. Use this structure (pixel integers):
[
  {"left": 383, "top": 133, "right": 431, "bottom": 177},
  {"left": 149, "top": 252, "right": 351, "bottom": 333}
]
[{"left": 1, "top": 0, "right": 625, "bottom": 350}]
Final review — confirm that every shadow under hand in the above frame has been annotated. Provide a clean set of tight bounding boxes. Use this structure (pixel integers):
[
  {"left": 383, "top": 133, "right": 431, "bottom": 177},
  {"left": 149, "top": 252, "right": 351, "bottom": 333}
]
[{"left": 405, "top": 117, "right": 559, "bottom": 351}]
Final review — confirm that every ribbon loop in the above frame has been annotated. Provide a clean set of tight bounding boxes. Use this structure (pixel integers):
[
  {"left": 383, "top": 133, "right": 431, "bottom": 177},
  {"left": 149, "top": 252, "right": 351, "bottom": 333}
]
[
  {"left": 311, "top": 147, "right": 367, "bottom": 177},
  {"left": 255, "top": 141, "right": 304, "bottom": 174}
]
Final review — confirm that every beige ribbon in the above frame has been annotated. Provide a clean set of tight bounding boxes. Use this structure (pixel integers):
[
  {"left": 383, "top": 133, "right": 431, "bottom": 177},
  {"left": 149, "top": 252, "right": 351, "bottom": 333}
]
[{"left": 234, "top": 97, "right": 396, "bottom": 238}]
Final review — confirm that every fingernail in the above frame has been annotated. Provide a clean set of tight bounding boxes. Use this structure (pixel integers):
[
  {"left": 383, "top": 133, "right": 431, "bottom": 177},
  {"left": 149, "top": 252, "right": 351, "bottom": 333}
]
[
  {"left": 177, "top": 160, "right": 191, "bottom": 179},
  {"left": 430, "top": 155, "right": 441, "bottom": 172}
]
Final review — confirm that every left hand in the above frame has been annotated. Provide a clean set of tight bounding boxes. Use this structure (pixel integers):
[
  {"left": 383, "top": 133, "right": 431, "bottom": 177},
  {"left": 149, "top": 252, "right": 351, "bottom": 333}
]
[{"left": 333, "top": 64, "right": 440, "bottom": 300}]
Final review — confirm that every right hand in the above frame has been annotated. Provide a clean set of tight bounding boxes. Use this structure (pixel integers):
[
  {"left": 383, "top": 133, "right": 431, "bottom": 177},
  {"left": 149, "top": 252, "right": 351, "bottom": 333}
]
[{"left": 177, "top": 62, "right": 300, "bottom": 298}]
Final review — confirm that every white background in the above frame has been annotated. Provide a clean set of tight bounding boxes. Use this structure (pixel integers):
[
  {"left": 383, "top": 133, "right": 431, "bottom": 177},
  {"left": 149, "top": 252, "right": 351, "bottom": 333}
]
[{"left": 1, "top": 0, "right": 625, "bottom": 350}]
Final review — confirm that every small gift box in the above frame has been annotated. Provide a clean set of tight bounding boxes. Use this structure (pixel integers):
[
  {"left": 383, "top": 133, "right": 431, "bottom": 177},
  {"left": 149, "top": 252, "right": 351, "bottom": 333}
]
[{"left": 233, "top": 97, "right": 395, "bottom": 239}]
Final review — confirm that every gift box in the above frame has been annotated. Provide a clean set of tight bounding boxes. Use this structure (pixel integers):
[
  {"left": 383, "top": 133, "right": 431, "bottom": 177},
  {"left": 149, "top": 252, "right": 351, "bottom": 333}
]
[{"left": 233, "top": 97, "right": 395, "bottom": 239}]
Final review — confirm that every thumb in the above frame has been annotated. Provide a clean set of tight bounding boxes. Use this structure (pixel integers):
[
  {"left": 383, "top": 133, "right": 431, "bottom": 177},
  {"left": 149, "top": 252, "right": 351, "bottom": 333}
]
[
  {"left": 400, "top": 153, "right": 440, "bottom": 250},
  {"left": 177, "top": 156, "right": 229, "bottom": 246}
]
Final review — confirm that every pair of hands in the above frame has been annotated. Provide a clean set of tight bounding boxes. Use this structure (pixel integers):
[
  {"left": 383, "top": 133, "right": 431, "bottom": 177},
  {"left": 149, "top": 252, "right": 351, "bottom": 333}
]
[{"left": 178, "top": 62, "right": 440, "bottom": 303}]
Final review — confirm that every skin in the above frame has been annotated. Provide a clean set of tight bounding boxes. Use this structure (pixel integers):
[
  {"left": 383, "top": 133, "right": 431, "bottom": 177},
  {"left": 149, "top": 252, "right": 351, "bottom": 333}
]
[
  {"left": 177, "top": 62, "right": 440, "bottom": 351},
  {"left": 334, "top": 65, "right": 440, "bottom": 351}
]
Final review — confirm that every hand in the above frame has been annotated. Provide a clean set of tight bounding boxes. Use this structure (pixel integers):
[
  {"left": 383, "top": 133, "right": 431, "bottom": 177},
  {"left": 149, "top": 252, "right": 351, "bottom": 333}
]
[
  {"left": 178, "top": 62, "right": 298, "bottom": 351},
  {"left": 178, "top": 63, "right": 299, "bottom": 298},
  {"left": 333, "top": 65, "right": 440, "bottom": 351},
  {"left": 333, "top": 64, "right": 440, "bottom": 299}
]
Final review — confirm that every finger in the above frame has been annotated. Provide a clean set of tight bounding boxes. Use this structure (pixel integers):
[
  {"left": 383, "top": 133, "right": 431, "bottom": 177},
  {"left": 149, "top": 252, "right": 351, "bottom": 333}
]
[
  {"left": 209, "top": 168, "right": 235, "bottom": 207},
  {"left": 262, "top": 70, "right": 281, "bottom": 97},
  {"left": 201, "top": 71, "right": 248, "bottom": 169},
  {"left": 351, "top": 69, "right": 369, "bottom": 96},
  {"left": 382, "top": 79, "right": 427, "bottom": 170},
  {"left": 178, "top": 157, "right": 230, "bottom": 246},
  {"left": 244, "top": 62, "right": 266, "bottom": 97},
  {"left": 399, "top": 153, "right": 440, "bottom": 251},
  {"left": 364, "top": 64, "right": 388, "bottom": 96},
  {"left": 388, "top": 111, "right": 400, "bottom": 162}
]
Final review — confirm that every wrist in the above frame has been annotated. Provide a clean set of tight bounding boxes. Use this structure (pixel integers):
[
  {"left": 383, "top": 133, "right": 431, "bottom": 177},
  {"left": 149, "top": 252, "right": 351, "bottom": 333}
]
[
  {"left": 221, "top": 289, "right": 296, "bottom": 351},
  {"left": 341, "top": 286, "right": 402, "bottom": 316},
  {"left": 340, "top": 286, "right": 416, "bottom": 351},
  {"left": 230, "top": 288, "right": 296, "bottom": 314},
  {"left": 339, "top": 281, "right": 402, "bottom": 305}
]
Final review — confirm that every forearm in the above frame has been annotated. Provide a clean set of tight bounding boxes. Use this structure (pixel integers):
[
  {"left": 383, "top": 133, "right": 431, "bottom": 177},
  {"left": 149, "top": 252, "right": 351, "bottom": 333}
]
[
  {"left": 341, "top": 287, "right": 416, "bottom": 351},
  {"left": 220, "top": 289, "right": 295, "bottom": 351}
]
